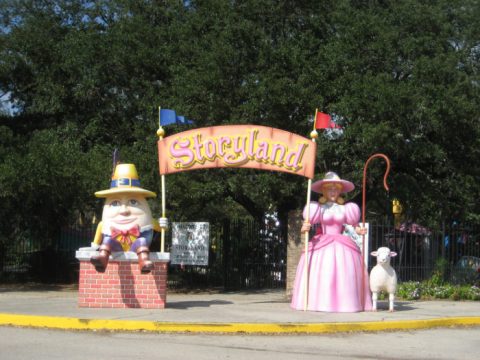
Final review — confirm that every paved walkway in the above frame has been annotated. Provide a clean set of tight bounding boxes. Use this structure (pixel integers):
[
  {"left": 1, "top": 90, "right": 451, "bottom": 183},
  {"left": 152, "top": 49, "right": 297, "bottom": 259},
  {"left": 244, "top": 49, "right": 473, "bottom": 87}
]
[{"left": 0, "top": 285, "right": 479, "bottom": 334}]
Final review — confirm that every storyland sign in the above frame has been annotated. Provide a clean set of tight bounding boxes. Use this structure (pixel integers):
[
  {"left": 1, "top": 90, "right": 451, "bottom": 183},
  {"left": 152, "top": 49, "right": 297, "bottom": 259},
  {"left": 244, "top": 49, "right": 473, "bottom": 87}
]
[
  {"left": 158, "top": 125, "right": 317, "bottom": 178},
  {"left": 171, "top": 222, "right": 210, "bottom": 266}
]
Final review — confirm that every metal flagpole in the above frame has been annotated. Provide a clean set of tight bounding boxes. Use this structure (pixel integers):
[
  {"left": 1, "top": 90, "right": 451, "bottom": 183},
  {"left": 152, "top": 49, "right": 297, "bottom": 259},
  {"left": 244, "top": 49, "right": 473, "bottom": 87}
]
[
  {"left": 302, "top": 108, "right": 319, "bottom": 311},
  {"left": 361, "top": 153, "right": 391, "bottom": 308},
  {"left": 157, "top": 106, "right": 167, "bottom": 253}
]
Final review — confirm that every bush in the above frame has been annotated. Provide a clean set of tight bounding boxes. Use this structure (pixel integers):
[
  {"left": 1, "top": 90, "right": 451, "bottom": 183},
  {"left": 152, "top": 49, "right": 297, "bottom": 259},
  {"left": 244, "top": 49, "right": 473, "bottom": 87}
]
[
  {"left": 397, "top": 281, "right": 422, "bottom": 300},
  {"left": 396, "top": 257, "right": 480, "bottom": 301},
  {"left": 397, "top": 281, "right": 480, "bottom": 301},
  {"left": 429, "top": 257, "right": 449, "bottom": 286}
]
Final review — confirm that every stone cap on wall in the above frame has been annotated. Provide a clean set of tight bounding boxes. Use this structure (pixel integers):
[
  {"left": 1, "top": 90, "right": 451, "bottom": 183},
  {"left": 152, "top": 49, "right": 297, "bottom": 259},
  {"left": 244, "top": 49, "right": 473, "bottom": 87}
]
[{"left": 75, "top": 248, "right": 170, "bottom": 262}]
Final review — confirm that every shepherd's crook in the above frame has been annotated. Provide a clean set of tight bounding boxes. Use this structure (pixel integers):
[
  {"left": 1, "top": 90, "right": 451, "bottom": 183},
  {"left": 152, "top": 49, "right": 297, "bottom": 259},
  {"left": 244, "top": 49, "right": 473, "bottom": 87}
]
[{"left": 361, "top": 153, "right": 391, "bottom": 309}]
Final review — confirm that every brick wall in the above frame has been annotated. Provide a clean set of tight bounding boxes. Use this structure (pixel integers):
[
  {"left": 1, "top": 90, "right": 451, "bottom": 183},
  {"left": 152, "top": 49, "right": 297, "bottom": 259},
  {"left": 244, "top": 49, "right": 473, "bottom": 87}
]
[{"left": 76, "top": 251, "right": 169, "bottom": 309}]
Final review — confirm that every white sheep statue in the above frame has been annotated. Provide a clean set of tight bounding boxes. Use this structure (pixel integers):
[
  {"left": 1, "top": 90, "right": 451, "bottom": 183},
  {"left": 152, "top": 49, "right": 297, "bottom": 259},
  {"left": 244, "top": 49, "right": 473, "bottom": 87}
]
[{"left": 370, "top": 247, "right": 398, "bottom": 312}]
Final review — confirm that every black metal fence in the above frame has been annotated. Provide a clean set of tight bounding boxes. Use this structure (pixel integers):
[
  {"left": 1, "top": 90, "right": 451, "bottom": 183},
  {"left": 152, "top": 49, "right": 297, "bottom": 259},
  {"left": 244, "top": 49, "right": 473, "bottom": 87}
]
[
  {"left": 1, "top": 219, "right": 479, "bottom": 288},
  {"left": 367, "top": 221, "right": 480, "bottom": 284},
  {"left": 165, "top": 217, "right": 287, "bottom": 290},
  {"left": 0, "top": 225, "right": 95, "bottom": 283}
]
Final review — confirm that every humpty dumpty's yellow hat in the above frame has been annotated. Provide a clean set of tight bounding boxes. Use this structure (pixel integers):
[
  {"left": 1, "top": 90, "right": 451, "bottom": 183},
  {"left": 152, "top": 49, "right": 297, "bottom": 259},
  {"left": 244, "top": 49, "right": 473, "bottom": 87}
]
[{"left": 95, "top": 163, "right": 157, "bottom": 198}]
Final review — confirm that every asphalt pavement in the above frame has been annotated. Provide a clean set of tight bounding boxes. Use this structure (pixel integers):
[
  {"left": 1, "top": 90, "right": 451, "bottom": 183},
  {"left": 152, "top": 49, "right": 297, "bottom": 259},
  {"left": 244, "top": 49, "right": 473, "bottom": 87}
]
[{"left": 0, "top": 284, "right": 479, "bottom": 334}]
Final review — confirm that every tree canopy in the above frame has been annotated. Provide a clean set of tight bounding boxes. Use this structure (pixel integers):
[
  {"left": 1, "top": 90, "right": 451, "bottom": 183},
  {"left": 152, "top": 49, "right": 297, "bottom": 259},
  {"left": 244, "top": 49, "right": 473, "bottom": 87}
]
[{"left": 1, "top": 0, "right": 479, "bottom": 245}]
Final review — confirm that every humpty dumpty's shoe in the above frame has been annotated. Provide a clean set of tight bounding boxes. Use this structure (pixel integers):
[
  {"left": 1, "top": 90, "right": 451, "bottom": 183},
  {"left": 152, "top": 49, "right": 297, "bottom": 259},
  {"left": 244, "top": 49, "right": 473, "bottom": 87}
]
[
  {"left": 136, "top": 246, "right": 153, "bottom": 274},
  {"left": 90, "top": 244, "right": 111, "bottom": 272}
]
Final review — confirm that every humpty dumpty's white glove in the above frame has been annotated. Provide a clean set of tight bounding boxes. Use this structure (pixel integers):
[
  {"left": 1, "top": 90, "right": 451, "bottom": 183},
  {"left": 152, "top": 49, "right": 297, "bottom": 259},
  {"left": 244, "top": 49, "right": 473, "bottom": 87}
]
[{"left": 159, "top": 217, "right": 168, "bottom": 229}]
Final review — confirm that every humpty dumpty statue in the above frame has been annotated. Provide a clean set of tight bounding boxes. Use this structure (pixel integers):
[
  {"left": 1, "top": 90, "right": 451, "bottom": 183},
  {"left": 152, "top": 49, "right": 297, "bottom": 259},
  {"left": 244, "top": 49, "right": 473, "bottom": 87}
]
[{"left": 90, "top": 163, "right": 167, "bottom": 274}]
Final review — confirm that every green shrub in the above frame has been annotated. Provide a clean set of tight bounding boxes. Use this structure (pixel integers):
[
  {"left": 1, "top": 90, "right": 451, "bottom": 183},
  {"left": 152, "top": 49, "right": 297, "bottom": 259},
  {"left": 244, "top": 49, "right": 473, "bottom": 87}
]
[
  {"left": 396, "top": 257, "right": 480, "bottom": 301},
  {"left": 397, "top": 281, "right": 422, "bottom": 300},
  {"left": 433, "top": 285, "right": 454, "bottom": 299},
  {"left": 469, "top": 286, "right": 480, "bottom": 300},
  {"left": 429, "top": 258, "right": 449, "bottom": 286},
  {"left": 397, "top": 282, "right": 480, "bottom": 301}
]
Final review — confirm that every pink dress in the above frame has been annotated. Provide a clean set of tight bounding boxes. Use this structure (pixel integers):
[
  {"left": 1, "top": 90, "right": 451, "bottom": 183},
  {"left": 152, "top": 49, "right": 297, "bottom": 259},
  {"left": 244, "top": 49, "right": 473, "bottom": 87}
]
[{"left": 291, "top": 201, "right": 372, "bottom": 312}]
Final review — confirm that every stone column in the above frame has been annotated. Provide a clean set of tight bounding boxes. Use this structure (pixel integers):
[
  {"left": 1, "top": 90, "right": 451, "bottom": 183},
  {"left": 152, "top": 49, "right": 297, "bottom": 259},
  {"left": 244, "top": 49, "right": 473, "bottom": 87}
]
[{"left": 286, "top": 209, "right": 303, "bottom": 298}]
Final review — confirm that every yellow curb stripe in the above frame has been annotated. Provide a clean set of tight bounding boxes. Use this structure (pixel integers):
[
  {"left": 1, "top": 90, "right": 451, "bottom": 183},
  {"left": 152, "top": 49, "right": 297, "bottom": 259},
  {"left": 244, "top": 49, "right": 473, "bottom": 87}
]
[{"left": 1, "top": 313, "right": 480, "bottom": 334}]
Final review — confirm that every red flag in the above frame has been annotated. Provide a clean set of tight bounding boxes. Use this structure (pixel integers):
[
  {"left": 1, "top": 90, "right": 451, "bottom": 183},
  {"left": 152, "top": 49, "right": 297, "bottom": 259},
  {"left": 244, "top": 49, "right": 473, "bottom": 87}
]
[{"left": 315, "top": 111, "right": 331, "bottom": 129}]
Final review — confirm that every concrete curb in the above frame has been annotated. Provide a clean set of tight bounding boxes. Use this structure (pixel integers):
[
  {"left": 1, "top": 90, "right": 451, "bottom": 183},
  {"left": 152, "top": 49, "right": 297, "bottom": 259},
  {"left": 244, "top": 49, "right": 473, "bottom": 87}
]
[{"left": 1, "top": 313, "right": 480, "bottom": 334}]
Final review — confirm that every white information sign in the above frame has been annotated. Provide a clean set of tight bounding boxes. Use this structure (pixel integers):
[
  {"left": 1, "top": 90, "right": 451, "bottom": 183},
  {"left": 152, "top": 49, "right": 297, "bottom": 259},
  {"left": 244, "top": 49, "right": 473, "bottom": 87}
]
[{"left": 171, "top": 222, "right": 209, "bottom": 266}]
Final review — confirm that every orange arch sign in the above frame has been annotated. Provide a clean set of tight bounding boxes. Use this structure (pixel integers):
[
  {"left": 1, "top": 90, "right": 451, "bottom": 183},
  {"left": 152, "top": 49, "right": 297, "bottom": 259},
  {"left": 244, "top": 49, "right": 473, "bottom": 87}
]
[{"left": 158, "top": 125, "right": 316, "bottom": 178}]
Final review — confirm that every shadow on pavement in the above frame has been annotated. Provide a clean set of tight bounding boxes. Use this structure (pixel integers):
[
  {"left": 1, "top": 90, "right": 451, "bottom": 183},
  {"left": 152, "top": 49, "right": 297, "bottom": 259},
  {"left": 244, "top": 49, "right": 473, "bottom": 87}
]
[
  {"left": 166, "top": 300, "right": 233, "bottom": 309},
  {"left": 373, "top": 301, "right": 416, "bottom": 312}
]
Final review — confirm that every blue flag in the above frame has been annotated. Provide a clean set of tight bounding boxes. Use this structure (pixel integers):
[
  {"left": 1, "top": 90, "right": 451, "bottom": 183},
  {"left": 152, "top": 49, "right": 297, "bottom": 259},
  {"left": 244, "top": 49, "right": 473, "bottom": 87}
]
[{"left": 159, "top": 109, "right": 194, "bottom": 127}]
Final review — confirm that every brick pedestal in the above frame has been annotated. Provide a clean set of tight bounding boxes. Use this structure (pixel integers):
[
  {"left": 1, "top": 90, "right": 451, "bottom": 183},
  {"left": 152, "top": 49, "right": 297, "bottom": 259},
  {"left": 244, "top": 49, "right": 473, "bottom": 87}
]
[{"left": 76, "top": 250, "right": 170, "bottom": 309}]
